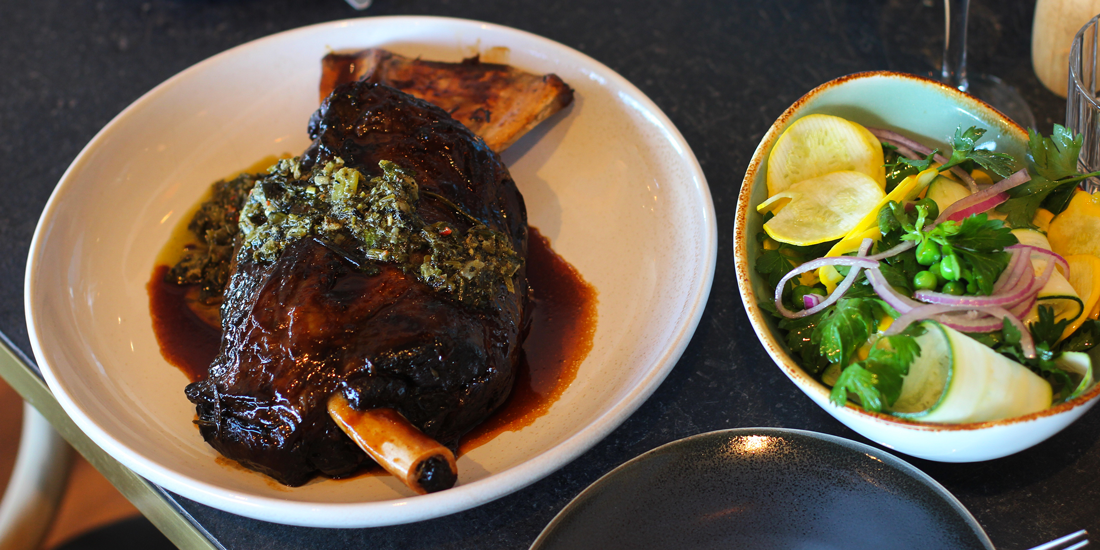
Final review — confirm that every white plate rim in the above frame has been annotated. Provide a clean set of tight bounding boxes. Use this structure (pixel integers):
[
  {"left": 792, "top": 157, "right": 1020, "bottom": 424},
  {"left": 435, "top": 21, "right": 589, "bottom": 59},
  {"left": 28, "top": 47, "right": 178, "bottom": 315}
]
[{"left": 24, "top": 15, "right": 717, "bottom": 527}]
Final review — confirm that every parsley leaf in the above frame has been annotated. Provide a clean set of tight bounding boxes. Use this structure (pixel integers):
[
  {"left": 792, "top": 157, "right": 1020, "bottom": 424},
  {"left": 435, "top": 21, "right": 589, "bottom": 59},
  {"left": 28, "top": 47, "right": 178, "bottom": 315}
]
[
  {"left": 883, "top": 146, "right": 937, "bottom": 192},
  {"left": 830, "top": 328, "right": 923, "bottom": 412},
  {"left": 989, "top": 311, "right": 1079, "bottom": 401},
  {"left": 1028, "top": 125, "right": 1081, "bottom": 183},
  {"left": 830, "top": 365, "right": 882, "bottom": 411},
  {"left": 945, "top": 214, "right": 1016, "bottom": 295},
  {"left": 1030, "top": 305, "right": 1072, "bottom": 350},
  {"left": 909, "top": 213, "right": 1016, "bottom": 296},
  {"left": 1061, "top": 320, "right": 1100, "bottom": 353},
  {"left": 998, "top": 125, "right": 1100, "bottom": 227},
  {"left": 939, "top": 127, "right": 1017, "bottom": 178},
  {"left": 755, "top": 247, "right": 793, "bottom": 293},
  {"left": 814, "top": 296, "right": 888, "bottom": 366},
  {"left": 779, "top": 311, "right": 830, "bottom": 375},
  {"left": 754, "top": 232, "right": 834, "bottom": 309}
]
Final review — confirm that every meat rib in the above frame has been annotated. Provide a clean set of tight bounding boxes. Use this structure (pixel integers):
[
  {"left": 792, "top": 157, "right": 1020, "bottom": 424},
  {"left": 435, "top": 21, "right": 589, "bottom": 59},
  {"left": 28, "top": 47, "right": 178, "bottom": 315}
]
[
  {"left": 185, "top": 82, "right": 529, "bottom": 487},
  {"left": 320, "top": 48, "right": 573, "bottom": 152}
]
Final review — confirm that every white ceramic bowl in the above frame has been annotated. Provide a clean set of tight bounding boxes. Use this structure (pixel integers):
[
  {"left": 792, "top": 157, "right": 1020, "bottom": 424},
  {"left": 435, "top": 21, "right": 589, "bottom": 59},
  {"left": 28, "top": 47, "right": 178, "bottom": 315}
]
[
  {"left": 25, "top": 16, "right": 716, "bottom": 527},
  {"left": 733, "top": 71, "right": 1100, "bottom": 462}
]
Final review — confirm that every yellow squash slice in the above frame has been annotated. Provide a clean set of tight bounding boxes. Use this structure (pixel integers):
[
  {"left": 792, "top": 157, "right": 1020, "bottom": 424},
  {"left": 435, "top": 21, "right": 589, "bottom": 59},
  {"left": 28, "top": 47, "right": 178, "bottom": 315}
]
[
  {"left": 766, "top": 114, "right": 885, "bottom": 196},
  {"left": 1048, "top": 190, "right": 1100, "bottom": 257},
  {"left": 1065, "top": 255, "right": 1100, "bottom": 329},
  {"left": 759, "top": 171, "right": 885, "bottom": 246}
]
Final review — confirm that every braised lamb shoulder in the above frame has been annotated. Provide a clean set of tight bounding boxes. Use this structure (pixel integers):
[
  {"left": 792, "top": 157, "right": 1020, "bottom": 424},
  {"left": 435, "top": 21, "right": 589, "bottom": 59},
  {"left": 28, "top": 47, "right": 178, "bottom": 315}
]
[{"left": 185, "top": 82, "right": 530, "bottom": 488}]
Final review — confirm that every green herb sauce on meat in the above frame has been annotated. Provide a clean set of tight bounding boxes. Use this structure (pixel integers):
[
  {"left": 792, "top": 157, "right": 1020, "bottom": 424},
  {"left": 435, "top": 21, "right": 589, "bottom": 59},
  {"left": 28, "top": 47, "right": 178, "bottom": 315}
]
[{"left": 169, "top": 157, "right": 523, "bottom": 309}]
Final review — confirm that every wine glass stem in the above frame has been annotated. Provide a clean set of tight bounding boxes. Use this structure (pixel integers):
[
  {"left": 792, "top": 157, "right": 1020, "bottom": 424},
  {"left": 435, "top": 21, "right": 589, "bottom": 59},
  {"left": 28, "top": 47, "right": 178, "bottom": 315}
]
[{"left": 942, "top": 0, "right": 970, "bottom": 92}]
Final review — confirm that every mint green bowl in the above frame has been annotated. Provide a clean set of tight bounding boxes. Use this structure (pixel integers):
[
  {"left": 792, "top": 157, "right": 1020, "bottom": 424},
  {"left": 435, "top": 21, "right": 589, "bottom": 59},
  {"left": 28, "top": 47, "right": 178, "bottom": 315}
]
[{"left": 733, "top": 71, "right": 1100, "bottom": 462}]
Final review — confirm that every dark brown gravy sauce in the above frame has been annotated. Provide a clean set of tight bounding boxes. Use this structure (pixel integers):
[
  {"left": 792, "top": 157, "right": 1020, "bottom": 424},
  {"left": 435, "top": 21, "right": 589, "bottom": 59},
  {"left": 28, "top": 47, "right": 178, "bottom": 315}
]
[{"left": 148, "top": 226, "right": 597, "bottom": 456}]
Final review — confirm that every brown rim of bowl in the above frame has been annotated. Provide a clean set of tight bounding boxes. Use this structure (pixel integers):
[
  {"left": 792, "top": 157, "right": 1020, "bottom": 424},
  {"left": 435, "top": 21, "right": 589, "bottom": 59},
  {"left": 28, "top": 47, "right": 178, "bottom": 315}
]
[{"left": 734, "top": 70, "right": 1100, "bottom": 433}]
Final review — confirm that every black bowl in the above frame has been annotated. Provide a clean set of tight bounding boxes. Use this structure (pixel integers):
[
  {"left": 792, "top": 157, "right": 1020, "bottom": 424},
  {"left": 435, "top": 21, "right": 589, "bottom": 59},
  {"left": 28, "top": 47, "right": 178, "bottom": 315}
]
[{"left": 531, "top": 428, "right": 993, "bottom": 550}]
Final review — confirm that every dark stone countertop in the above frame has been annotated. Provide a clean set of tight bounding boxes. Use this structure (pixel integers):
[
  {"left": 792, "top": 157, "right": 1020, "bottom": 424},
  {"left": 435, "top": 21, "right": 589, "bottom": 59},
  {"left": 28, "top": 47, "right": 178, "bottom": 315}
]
[{"left": 1, "top": 1, "right": 1095, "bottom": 549}]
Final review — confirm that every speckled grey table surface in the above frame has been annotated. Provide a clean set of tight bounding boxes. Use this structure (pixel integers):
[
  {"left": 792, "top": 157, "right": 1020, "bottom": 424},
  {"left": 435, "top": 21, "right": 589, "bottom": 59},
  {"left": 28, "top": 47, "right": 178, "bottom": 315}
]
[{"left": 1, "top": 1, "right": 1096, "bottom": 549}]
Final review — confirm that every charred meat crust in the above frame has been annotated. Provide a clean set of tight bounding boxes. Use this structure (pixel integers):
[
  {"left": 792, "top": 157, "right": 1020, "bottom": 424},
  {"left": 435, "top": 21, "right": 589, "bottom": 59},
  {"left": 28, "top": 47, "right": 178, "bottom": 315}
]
[{"left": 186, "top": 83, "right": 529, "bottom": 486}]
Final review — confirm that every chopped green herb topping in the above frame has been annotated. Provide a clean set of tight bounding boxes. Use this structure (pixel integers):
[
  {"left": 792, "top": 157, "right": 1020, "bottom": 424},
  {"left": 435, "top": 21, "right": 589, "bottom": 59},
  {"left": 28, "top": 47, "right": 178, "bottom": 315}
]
[
  {"left": 165, "top": 172, "right": 258, "bottom": 303},
  {"left": 236, "top": 157, "right": 522, "bottom": 308}
]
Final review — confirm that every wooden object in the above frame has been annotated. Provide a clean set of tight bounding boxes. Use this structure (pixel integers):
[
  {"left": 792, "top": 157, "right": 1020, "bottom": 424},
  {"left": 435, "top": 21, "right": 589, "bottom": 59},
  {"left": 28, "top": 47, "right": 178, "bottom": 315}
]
[{"left": 1033, "top": 0, "right": 1100, "bottom": 97}]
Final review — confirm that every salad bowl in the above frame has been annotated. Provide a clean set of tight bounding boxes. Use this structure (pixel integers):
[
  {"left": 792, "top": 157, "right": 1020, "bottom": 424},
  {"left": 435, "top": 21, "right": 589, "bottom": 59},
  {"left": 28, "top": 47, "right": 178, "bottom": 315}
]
[{"left": 733, "top": 71, "right": 1100, "bottom": 462}]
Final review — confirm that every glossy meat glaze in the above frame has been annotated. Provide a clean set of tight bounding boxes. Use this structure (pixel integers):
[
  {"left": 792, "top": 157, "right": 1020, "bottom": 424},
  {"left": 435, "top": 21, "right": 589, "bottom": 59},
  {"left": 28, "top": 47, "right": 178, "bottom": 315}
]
[{"left": 185, "top": 83, "right": 529, "bottom": 486}]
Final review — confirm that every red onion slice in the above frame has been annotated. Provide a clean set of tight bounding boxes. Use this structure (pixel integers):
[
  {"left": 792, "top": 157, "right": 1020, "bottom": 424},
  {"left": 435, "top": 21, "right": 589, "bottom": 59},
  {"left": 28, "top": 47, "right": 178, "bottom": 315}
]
[
  {"left": 933, "top": 168, "right": 1030, "bottom": 226},
  {"left": 1022, "top": 258, "right": 1056, "bottom": 300},
  {"left": 803, "top": 293, "right": 824, "bottom": 309},
  {"left": 1007, "top": 244, "right": 1070, "bottom": 279},
  {"left": 1009, "top": 295, "right": 1037, "bottom": 319},
  {"left": 859, "top": 238, "right": 926, "bottom": 315},
  {"left": 865, "top": 240, "right": 916, "bottom": 261},
  {"left": 865, "top": 266, "right": 921, "bottom": 314},
  {"left": 886, "top": 141, "right": 922, "bottom": 160},
  {"left": 885, "top": 303, "right": 969, "bottom": 336},
  {"left": 992, "top": 248, "right": 1031, "bottom": 294},
  {"left": 914, "top": 259, "right": 1035, "bottom": 309},
  {"left": 885, "top": 303, "right": 1036, "bottom": 357},
  {"left": 772, "top": 255, "right": 878, "bottom": 319},
  {"left": 867, "top": 127, "right": 978, "bottom": 193},
  {"left": 984, "top": 306, "right": 1037, "bottom": 358},
  {"left": 934, "top": 311, "right": 1005, "bottom": 333},
  {"left": 939, "top": 192, "right": 1010, "bottom": 223}
]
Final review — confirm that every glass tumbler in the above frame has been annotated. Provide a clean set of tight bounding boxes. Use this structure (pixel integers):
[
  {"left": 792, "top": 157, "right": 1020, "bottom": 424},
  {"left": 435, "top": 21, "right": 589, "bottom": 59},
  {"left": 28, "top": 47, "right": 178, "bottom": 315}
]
[{"left": 1067, "top": 13, "right": 1100, "bottom": 192}]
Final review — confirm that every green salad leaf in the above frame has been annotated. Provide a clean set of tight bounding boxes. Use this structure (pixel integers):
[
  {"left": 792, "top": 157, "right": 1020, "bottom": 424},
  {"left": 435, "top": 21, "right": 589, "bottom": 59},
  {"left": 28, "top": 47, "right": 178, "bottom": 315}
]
[
  {"left": 816, "top": 294, "right": 888, "bottom": 366},
  {"left": 830, "top": 326, "right": 924, "bottom": 412},
  {"left": 882, "top": 197, "right": 1015, "bottom": 296},
  {"left": 999, "top": 125, "right": 1100, "bottom": 227},
  {"left": 939, "top": 126, "right": 1018, "bottom": 178}
]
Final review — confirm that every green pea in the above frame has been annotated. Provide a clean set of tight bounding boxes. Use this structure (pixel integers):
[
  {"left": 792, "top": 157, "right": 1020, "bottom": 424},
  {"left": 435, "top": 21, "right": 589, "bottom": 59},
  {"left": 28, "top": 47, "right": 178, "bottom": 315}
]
[
  {"left": 914, "top": 198, "right": 939, "bottom": 223},
  {"left": 942, "top": 281, "right": 965, "bottom": 295},
  {"left": 939, "top": 253, "right": 962, "bottom": 281},
  {"left": 929, "top": 261, "right": 945, "bottom": 284},
  {"left": 916, "top": 240, "right": 942, "bottom": 266},
  {"left": 913, "top": 270, "right": 938, "bottom": 290}
]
